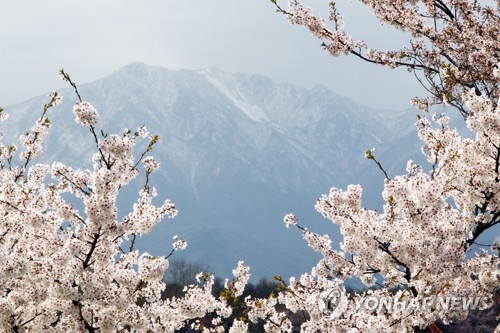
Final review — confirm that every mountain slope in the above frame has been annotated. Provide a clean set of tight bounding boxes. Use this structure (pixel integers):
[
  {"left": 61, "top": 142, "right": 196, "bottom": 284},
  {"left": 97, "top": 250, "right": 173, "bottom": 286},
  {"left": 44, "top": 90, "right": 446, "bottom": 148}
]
[{"left": 2, "top": 62, "right": 423, "bottom": 280}]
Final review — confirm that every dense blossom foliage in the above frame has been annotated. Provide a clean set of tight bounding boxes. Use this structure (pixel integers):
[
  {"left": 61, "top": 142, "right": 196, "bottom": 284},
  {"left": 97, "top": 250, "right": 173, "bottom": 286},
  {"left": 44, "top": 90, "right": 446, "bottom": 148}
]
[
  {"left": 0, "top": 73, "right": 252, "bottom": 332},
  {"left": 242, "top": 0, "right": 500, "bottom": 332},
  {"left": 1, "top": 1, "right": 499, "bottom": 332},
  {"left": 273, "top": 0, "right": 499, "bottom": 117}
]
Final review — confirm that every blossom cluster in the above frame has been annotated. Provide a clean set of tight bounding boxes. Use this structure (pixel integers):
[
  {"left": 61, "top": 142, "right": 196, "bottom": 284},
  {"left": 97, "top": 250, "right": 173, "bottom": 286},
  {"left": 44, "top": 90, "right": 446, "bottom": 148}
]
[
  {"left": 0, "top": 82, "right": 255, "bottom": 332},
  {"left": 280, "top": 0, "right": 499, "bottom": 116},
  {"left": 265, "top": 0, "right": 500, "bottom": 331},
  {"left": 73, "top": 101, "right": 100, "bottom": 127},
  {"left": 1, "top": 1, "right": 499, "bottom": 329}
]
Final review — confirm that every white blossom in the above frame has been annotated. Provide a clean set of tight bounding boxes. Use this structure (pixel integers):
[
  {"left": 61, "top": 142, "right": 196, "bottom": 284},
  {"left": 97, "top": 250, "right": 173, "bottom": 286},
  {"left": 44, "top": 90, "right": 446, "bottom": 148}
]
[
  {"left": 172, "top": 238, "right": 187, "bottom": 251},
  {"left": 143, "top": 156, "right": 159, "bottom": 173},
  {"left": 283, "top": 213, "right": 297, "bottom": 228},
  {"left": 73, "top": 101, "right": 100, "bottom": 126}
]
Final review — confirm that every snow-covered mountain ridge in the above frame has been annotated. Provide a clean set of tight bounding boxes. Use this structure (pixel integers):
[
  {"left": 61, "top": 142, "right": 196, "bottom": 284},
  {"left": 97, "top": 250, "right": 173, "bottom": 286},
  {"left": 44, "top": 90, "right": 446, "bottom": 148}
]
[{"left": 2, "top": 62, "right": 423, "bottom": 279}]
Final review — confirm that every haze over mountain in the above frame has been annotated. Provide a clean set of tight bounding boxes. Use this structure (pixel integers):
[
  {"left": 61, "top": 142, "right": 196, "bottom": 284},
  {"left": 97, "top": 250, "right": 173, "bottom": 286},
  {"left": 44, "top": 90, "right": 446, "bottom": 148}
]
[{"left": 3, "top": 62, "right": 426, "bottom": 280}]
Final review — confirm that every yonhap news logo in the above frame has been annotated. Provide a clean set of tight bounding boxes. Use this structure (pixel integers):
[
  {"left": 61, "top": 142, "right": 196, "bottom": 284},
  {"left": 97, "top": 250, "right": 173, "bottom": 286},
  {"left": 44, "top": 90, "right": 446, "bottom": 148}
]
[
  {"left": 316, "top": 285, "right": 349, "bottom": 318},
  {"left": 316, "top": 286, "right": 493, "bottom": 318}
]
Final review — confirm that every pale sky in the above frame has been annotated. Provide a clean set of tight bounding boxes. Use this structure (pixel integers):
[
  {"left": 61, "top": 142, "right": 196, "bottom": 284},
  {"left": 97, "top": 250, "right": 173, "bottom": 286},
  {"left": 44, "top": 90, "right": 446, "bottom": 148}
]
[{"left": 0, "top": 0, "right": 424, "bottom": 109}]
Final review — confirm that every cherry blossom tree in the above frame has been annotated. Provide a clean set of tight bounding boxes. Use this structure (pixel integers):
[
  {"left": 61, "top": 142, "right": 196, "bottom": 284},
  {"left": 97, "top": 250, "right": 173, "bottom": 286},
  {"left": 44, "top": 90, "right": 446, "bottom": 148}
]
[
  {"left": 1, "top": 1, "right": 498, "bottom": 331},
  {"left": 272, "top": 0, "right": 499, "bottom": 117},
  {"left": 234, "top": 1, "right": 500, "bottom": 332},
  {"left": 0, "top": 71, "right": 251, "bottom": 332}
]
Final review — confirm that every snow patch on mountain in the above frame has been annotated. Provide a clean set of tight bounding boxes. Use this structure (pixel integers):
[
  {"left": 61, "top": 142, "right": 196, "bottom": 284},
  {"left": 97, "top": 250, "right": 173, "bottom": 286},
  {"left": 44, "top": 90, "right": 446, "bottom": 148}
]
[{"left": 202, "top": 69, "right": 269, "bottom": 124}]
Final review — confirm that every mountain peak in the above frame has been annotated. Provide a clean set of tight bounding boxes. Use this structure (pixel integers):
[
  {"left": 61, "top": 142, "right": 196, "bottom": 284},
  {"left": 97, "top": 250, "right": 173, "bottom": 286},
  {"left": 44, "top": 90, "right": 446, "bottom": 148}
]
[
  {"left": 2, "top": 63, "right": 423, "bottom": 279},
  {"left": 113, "top": 61, "right": 155, "bottom": 75}
]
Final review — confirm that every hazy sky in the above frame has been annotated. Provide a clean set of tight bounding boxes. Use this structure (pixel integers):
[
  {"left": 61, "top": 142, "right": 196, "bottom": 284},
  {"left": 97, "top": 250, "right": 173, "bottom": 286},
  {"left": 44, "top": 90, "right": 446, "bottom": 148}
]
[{"left": 0, "top": 0, "right": 425, "bottom": 109}]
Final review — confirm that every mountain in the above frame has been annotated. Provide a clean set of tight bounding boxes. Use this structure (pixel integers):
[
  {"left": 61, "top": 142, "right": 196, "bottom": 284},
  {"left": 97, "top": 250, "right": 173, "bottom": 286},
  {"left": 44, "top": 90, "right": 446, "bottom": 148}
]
[{"left": 2, "top": 62, "right": 425, "bottom": 280}]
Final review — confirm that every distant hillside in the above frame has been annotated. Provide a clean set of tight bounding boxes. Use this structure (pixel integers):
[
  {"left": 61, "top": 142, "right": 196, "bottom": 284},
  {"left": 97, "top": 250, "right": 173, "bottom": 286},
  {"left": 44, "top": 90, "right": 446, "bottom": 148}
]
[{"left": 0, "top": 62, "right": 448, "bottom": 280}]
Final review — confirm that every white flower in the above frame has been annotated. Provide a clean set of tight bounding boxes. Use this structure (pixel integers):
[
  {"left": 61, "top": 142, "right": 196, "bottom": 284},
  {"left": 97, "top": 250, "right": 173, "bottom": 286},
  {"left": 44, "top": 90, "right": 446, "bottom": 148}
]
[
  {"left": 73, "top": 101, "right": 100, "bottom": 126},
  {"left": 136, "top": 125, "right": 149, "bottom": 138},
  {"left": 172, "top": 238, "right": 187, "bottom": 250},
  {"left": 143, "top": 156, "right": 159, "bottom": 173},
  {"left": 283, "top": 213, "right": 298, "bottom": 228},
  {"left": 48, "top": 90, "right": 63, "bottom": 106},
  {"left": 229, "top": 320, "right": 248, "bottom": 333}
]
